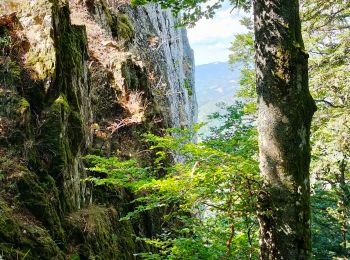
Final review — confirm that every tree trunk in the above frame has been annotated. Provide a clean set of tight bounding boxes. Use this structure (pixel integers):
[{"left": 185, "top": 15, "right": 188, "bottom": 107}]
[
  {"left": 253, "top": 0, "right": 317, "bottom": 259},
  {"left": 339, "top": 159, "right": 348, "bottom": 257}
]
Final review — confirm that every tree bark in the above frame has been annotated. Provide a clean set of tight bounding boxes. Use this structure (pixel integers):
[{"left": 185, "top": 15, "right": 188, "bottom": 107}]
[
  {"left": 253, "top": 0, "right": 317, "bottom": 259},
  {"left": 339, "top": 159, "right": 348, "bottom": 257}
]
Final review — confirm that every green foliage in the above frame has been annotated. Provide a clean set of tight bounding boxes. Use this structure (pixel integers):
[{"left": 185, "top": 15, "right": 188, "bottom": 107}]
[
  {"left": 0, "top": 26, "right": 11, "bottom": 51},
  {"left": 184, "top": 78, "right": 192, "bottom": 96},
  {"left": 0, "top": 27, "right": 21, "bottom": 87},
  {"left": 84, "top": 155, "right": 151, "bottom": 188},
  {"left": 311, "top": 185, "right": 346, "bottom": 258},
  {"left": 131, "top": 0, "right": 251, "bottom": 26},
  {"left": 301, "top": 0, "right": 350, "bottom": 257},
  {"left": 228, "top": 33, "right": 253, "bottom": 67},
  {"left": 228, "top": 19, "right": 255, "bottom": 100},
  {"left": 0, "top": 58, "right": 21, "bottom": 87},
  {"left": 86, "top": 103, "right": 260, "bottom": 259}
]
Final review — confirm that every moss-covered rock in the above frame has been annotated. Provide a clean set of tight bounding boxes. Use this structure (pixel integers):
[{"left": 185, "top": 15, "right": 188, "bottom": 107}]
[
  {"left": 94, "top": 0, "right": 134, "bottom": 42},
  {"left": 0, "top": 93, "right": 32, "bottom": 146},
  {"left": 38, "top": 95, "right": 71, "bottom": 176},
  {"left": 36, "top": 93, "right": 85, "bottom": 212},
  {"left": 0, "top": 186, "right": 64, "bottom": 259},
  {"left": 0, "top": 57, "right": 21, "bottom": 87},
  {"left": 0, "top": 199, "right": 64, "bottom": 259},
  {"left": 17, "top": 172, "right": 66, "bottom": 245},
  {"left": 111, "top": 14, "right": 134, "bottom": 42},
  {"left": 65, "top": 206, "right": 137, "bottom": 259}
]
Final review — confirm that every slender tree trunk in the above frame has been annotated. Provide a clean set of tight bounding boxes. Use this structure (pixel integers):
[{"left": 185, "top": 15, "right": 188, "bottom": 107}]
[
  {"left": 339, "top": 159, "right": 348, "bottom": 257},
  {"left": 253, "top": 0, "right": 317, "bottom": 259},
  {"left": 341, "top": 207, "right": 347, "bottom": 257}
]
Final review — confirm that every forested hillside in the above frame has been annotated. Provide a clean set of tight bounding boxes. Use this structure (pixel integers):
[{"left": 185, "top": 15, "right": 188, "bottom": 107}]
[
  {"left": 195, "top": 62, "right": 240, "bottom": 108},
  {"left": 195, "top": 62, "right": 240, "bottom": 134},
  {"left": 0, "top": 0, "right": 349, "bottom": 259}
]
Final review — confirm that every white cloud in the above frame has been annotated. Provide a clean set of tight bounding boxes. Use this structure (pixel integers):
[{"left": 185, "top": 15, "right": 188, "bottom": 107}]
[
  {"left": 191, "top": 42, "right": 230, "bottom": 65},
  {"left": 187, "top": 3, "right": 249, "bottom": 65},
  {"left": 207, "top": 43, "right": 228, "bottom": 50},
  {"left": 188, "top": 8, "right": 246, "bottom": 44}
]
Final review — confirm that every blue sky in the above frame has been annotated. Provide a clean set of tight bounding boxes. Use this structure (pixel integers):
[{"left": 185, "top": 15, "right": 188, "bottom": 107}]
[{"left": 187, "top": 3, "right": 248, "bottom": 65}]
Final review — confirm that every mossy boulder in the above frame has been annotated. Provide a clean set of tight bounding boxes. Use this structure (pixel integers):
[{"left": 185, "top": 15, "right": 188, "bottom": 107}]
[
  {"left": 17, "top": 172, "right": 66, "bottom": 245},
  {"left": 0, "top": 193, "right": 64, "bottom": 259},
  {"left": 65, "top": 206, "right": 137, "bottom": 259}
]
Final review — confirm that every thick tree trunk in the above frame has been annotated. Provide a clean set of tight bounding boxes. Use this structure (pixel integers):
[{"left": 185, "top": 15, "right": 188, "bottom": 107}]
[{"left": 253, "top": 0, "right": 317, "bottom": 259}]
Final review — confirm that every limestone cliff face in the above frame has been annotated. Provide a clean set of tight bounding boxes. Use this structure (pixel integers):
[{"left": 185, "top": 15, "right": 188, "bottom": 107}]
[
  {"left": 0, "top": 0, "right": 196, "bottom": 258},
  {"left": 125, "top": 4, "right": 197, "bottom": 128}
]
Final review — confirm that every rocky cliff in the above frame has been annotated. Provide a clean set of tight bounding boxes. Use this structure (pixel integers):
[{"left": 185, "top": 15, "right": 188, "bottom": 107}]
[{"left": 0, "top": 0, "right": 196, "bottom": 258}]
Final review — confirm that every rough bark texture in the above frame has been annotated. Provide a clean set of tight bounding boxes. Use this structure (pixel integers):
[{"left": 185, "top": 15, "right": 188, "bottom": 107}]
[{"left": 254, "top": 0, "right": 317, "bottom": 259}]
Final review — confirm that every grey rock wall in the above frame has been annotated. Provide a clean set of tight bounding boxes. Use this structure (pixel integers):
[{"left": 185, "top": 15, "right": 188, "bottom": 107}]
[{"left": 125, "top": 4, "right": 197, "bottom": 128}]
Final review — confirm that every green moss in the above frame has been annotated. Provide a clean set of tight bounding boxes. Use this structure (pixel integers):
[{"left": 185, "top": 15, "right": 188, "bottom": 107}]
[
  {"left": 51, "top": 1, "right": 88, "bottom": 108},
  {"left": 0, "top": 90, "right": 32, "bottom": 145},
  {"left": 184, "top": 78, "right": 192, "bottom": 96},
  {"left": 25, "top": 49, "right": 55, "bottom": 80},
  {"left": 65, "top": 206, "right": 122, "bottom": 259},
  {"left": 275, "top": 49, "right": 283, "bottom": 59},
  {"left": 60, "top": 26, "right": 88, "bottom": 73},
  {"left": 55, "top": 94, "right": 70, "bottom": 109},
  {"left": 111, "top": 14, "right": 134, "bottom": 42},
  {"left": 36, "top": 91, "right": 85, "bottom": 212},
  {"left": 68, "top": 111, "right": 84, "bottom": 155},
  {"left": 16, "top": 97, "right": 30, "bottom": 114},
  {"left": 0, "top": 26, "right": 11, "bottom": 49},
  {"left": 55, "top": 24, "right": 88, "bottom": 109},
  {"left": 274, "top": 47, "right": 291, "bottom": 82},
  {"left": 63, "top": 204, "right": 142, "bottom": 259},
  {"left": 37, "top": 95, "right": 72, "bottom": 181},
  {"left": 38, "top": 95, "right": 69, "bottom": 175},
  {"left": 275, "top": 70, "right": 285, "bottom": 80},
  {"left": 99, "top": 0, "right": 134, "bottom": 41},
  {"left": 293, "top": 41, "right": 302, "bottom": 49},
  {"left": 293, "top": 41, "right": 308, "bottom": 56},
  {"left": 18, "top": 172, "right": 66, "bottom": 246},
  {"left": 0, "top": 198, "right": 64, "bottom": 259},
  {"left": 100, "top": 0, "right": 113, "bottom": 25},
  {"left": 0, "top": 57, "right": 21, "bottom": 87}
]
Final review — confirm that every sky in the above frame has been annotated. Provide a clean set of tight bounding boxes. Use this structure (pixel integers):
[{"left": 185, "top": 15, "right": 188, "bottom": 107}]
[{"left": 187, "top": 3, "right": 248, "bottom": 65}]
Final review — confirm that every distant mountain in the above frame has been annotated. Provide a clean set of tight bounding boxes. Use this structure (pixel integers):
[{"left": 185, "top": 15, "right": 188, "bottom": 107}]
[{"left": 195, "top": 62, "right": 241, "bottom": 130}]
